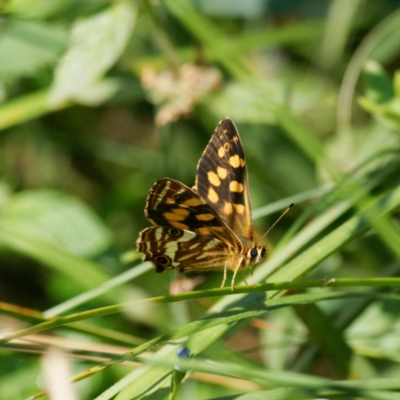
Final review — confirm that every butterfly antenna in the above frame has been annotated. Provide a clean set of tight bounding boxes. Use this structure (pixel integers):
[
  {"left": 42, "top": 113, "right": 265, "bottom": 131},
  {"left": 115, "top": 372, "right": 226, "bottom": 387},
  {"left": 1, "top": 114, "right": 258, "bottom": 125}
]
[{"left": 260, "top": 203, "right": 294, "bottom": 241}]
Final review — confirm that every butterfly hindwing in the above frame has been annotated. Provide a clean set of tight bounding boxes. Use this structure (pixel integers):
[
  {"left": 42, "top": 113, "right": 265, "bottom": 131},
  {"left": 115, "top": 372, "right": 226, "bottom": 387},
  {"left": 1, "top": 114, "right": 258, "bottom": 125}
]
[
  {"left": 194, "top": 118, "right": 253, "bottom": 241},
  {"left": 144, "top": 178, "right": 242, "bottom": 250},
  {"left": 137, "top": 226, "right": 233, "bottom": 273}
]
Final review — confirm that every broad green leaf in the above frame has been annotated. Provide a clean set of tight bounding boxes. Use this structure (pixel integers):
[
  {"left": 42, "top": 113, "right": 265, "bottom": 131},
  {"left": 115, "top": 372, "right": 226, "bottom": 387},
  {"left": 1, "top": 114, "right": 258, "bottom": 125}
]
[
  {"left": 0, "top": 20, "right": 67, "bottom": 79},
  {"left": 0, "top": 222, "right": 109, "bottom": 289},
  {"left": 0, "top": 190, "right": 113, "bottom": 289},
  {"left": 48, "top": 2, "right": 136, "bottom": 106},
  {"left": 1, "top": 190, "right": 112, "bottom": 257}
]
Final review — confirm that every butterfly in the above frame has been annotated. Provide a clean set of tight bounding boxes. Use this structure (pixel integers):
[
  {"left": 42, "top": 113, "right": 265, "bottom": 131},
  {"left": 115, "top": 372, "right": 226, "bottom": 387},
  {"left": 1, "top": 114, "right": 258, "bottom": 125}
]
[{"left": 136, "top": 117, "right": 267, "bottom": 290}]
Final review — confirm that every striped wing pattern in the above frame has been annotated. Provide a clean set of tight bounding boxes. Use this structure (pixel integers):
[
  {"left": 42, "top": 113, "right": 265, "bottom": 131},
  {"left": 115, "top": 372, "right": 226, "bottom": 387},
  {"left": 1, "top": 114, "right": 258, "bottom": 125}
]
[
  {"left": 144, "top": 178, "right": 242, "bottom": 251},
  {"left": 136, "top": 226, "right": 234, "bottom": 273}
]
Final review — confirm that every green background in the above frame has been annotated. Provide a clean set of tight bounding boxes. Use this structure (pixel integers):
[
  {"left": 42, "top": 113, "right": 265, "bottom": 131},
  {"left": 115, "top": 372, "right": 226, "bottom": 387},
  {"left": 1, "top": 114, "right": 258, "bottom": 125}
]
[{"left": 1, "top": 1, "right": 400, "bottom": 399}]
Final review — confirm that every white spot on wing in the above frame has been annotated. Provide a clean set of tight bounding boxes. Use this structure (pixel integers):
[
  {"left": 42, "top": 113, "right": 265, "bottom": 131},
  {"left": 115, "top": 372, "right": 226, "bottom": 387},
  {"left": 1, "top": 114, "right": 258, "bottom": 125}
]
[
  {"left": 195, "top": 253, "right": 210, "bottom": 260},
  {"left": 155, "top": 229, "right": 162, "bottom": 241},
  {"left": 145, "top": 242, "right": 153, "bottom": 255},
  {"left": 203, "top": 239, "right": 221, "bottom": 251},
  {"left": 177, "top": 253, "right": 195, "bottom": 261},
  {"left": 154, "top": 180, "right": 171, "bottom": 210},
  {"left": 178, "top": 230, "right": 196, "bottom": 241}
]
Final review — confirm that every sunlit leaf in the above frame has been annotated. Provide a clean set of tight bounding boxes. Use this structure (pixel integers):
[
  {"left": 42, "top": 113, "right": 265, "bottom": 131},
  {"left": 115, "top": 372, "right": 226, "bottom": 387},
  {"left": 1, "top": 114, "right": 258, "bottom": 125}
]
[{"left": 48, "top": 2, "right": 137, "bottom": 106}]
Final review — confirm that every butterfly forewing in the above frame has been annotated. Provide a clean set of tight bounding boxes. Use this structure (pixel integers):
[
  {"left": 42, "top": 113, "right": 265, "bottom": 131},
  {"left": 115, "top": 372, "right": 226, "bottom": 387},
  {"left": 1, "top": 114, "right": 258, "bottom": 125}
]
[
  {"left": 194, "top": 118, "right": 253, "bottom": 241},
  {"left": 144, "top": 178, "right": 242, "bottom": 250}
]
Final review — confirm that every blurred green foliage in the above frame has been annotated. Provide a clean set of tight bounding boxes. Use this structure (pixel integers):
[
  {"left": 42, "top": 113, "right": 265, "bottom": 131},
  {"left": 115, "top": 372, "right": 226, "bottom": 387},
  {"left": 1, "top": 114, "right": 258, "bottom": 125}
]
[{"left": 1, "top": 0, "right": 400, "bottom": 399}]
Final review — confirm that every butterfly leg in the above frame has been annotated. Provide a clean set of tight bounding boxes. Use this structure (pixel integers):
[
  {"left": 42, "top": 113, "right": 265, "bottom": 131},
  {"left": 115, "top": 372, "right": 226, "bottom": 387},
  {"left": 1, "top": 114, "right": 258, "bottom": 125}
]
[
  {"left": 241, "top": 269, "right": 249, "bottom": 286},
  {"left": 231, "top": 257, "right": 244, "bottom": 291},
  {"left": 250, "top": 265, "right": 256, "bottom": 287},
  {"left": 231, "top": 268, "right": 240, "bottom": 291},
  {"left": 220, "top": 262, "right": 229, "bottom": 288}
]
